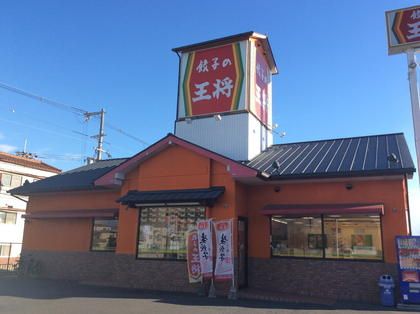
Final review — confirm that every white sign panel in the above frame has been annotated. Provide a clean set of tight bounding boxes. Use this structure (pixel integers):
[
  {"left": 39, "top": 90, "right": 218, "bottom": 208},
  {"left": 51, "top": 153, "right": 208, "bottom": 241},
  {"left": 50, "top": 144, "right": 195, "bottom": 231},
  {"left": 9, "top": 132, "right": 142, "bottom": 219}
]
[
  {"left": 214, "top": 219, "right": 233, "bottom": 281},
  {"left": 197, "top": 219, "right": 213, "bottom": 279}
]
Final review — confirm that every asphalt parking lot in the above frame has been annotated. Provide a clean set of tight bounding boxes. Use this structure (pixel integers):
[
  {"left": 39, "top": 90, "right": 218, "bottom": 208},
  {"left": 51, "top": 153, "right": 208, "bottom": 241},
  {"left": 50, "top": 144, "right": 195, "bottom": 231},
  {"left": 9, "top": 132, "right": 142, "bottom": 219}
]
[{"left": 0, "top": 274, "right": 415, "bottom": 314}]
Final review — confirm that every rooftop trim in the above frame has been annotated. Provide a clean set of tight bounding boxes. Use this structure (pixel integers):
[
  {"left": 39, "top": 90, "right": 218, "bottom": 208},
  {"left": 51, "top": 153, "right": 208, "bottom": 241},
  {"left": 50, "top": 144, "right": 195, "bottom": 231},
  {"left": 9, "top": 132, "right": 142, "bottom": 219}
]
[
  {"left": 172, "top": 31, "right": 278, "bottom": 74},
  {"left": 94, "top": 133, "right": 258, "bottom": 187}
]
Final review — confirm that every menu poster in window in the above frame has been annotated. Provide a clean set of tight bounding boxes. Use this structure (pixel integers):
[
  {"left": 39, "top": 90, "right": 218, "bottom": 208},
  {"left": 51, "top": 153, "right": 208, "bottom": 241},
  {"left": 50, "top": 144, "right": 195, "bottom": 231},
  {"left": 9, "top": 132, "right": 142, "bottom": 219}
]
[
  {"left": 396, "top": 236, "right": 420, "bottom": 304},
  {"left": 214, "top": 219, "right": 233, "bottom": 281},
  {"left": 308, "top": 234, "right": 324, "bottom": 250},
  {"left": 197, "top": 220, "right": 213, "bottom": 279},
  {"left": 186, "top": 229, "right": 202, "bottom": 283},
  {"left": 351, "top": 235, "right": 373, "bottom": 248}
]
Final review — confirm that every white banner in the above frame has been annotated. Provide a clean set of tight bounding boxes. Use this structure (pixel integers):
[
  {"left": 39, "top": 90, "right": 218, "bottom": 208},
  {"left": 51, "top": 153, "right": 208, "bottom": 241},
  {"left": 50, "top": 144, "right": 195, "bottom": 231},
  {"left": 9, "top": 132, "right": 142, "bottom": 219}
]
[
  {"left": 197, "top": 220, "right": 213, "bottom": 279},
  {"left": 214, "top": 219, "right": 233, "bottom": 281}
]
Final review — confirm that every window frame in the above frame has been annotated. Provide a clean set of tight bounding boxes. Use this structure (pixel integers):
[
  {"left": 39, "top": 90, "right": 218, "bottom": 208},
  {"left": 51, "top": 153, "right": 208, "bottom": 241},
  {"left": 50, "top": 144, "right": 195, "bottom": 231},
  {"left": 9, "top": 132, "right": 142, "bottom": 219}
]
[
  {"left": 10, "top": 175, "right": 22, "bottom": 188},
  {"left": 135, "top": 206, "right": 206, "bottom": 262},
  {"left": 270, "top": 214, "right": 385, "bottom": 263},
  {"left": 0, "top": 243, "right": 11, "bottom": 257},
  {"left": 0, "top": 173, "right": 12, "bottom": 188},
  {"left": 0, "top": 211, "right": 17, "bottom": 225},
  {"left": 90, "top": 217, "right": 118, "bottom": 252}
]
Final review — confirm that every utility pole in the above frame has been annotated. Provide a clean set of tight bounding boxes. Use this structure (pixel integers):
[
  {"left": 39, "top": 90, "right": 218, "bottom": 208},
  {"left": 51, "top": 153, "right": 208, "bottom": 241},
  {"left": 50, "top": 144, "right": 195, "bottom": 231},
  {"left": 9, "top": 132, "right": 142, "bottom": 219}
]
[
  {"left": 97, "top": 108, "right": 105, "bottom": 160},
  {"left": 84, "top": 108, "right": 106, "bottom": 161}
]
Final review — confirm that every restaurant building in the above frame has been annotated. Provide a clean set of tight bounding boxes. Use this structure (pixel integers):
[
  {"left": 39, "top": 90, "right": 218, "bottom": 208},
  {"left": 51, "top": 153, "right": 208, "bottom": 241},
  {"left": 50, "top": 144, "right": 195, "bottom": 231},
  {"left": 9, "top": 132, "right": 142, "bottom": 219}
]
[{"left": 11, "top": 32, "right": 415, "bottom": 303}]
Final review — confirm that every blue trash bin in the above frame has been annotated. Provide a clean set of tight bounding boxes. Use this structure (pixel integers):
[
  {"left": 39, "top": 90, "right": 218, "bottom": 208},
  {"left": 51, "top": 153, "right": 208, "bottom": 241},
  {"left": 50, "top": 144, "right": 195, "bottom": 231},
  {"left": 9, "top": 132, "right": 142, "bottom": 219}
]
[{"left": 378, "top": 275, "right": 395, "bottom": 307}]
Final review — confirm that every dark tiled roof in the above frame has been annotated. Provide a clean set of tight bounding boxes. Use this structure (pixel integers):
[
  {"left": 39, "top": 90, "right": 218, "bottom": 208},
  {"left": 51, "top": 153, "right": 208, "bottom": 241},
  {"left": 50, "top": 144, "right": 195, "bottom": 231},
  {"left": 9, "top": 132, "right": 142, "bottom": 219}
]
[
  {"left": 118, "top": 187, "right": 225, "bottom": 207},
  {"left": 11, "top": 133, "right": 415, "bottom": 195},
  {"left": 10, "top": 158, "right": 128, "bottom": 195},
  {"left": 247, "top": 133, "right": 415, "bottom": 179},
  {"left": 0, "top": 151, "right": 61, "bottom": 173}
]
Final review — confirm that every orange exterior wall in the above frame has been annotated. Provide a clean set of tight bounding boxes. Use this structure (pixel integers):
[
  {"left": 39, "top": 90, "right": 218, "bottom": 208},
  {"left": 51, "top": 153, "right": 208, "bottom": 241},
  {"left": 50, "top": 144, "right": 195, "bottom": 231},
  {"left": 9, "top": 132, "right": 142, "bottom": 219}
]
[
  {"left": 22, "top": 143, "right": 410, "bottom": 265},
  {"left": 23, "top": 190, "right": 120, "bottom": 252},
  {"left": 246, "top": 179, "right": 409, "bottom": 263},
  {"left": 116, "top": 145, "right": 237, "bottom": 255},
  {"left": 23, "top": 218, "right": 92, "bottom": 252}
]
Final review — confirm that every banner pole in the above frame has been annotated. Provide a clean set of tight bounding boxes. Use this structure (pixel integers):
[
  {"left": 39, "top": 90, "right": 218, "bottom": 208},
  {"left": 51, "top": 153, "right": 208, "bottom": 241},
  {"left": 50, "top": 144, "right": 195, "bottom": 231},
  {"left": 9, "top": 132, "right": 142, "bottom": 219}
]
[
  {"left": 208, "top": 219, "right": 216, "bottom": 298},
  {"left": 208, "top": 277, "right": 216, "bottom": 298},
  {"left": 228, "top": 218, "right": 237, "bottom": 300}
]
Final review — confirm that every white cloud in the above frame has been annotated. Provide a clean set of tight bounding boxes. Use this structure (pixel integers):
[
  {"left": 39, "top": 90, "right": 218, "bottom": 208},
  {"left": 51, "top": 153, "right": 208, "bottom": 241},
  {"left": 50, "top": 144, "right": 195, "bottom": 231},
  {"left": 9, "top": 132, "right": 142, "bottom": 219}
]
[{"left": 0, "top": 144, "right": 17, "bottom": 153}]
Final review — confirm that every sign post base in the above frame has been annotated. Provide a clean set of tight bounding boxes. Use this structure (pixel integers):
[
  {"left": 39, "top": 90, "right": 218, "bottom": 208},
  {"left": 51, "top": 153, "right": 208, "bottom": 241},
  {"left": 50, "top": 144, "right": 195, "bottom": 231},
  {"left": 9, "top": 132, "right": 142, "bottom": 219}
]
[
  {"left": 228, "top": 284, "right": 237, "bottom": 300},
  {"left": 208, "top": 279, "right": 216, "bottom": 298}
]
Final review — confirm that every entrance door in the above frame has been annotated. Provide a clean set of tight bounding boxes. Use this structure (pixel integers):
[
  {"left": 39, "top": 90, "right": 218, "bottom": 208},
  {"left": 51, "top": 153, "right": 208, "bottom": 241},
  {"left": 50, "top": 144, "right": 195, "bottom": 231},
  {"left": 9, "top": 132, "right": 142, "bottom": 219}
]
[{"left": 237, "top": 217, "right": 248, "bottom": 288}]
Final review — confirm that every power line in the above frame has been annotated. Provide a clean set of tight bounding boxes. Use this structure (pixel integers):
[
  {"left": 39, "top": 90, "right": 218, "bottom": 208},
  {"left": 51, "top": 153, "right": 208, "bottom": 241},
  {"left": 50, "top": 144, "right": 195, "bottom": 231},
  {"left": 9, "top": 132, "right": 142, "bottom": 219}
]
[
  {"left": 0, "top": 80, "right": 149, "bottom": 157},
  {"left": 106, "top": 122, "right": 149, "bottom": 146},
  {"left": 0, "top": 117, "right": 91, "bottom": 143},
  {"left": 0, "top": 104, "right": 91, "bottom": 139},
  {"left": 36, "top": 153, "right": 86, "bottom": 161},
  {"left": 0, "top": 81, "right": 87, "bottom": 116}
]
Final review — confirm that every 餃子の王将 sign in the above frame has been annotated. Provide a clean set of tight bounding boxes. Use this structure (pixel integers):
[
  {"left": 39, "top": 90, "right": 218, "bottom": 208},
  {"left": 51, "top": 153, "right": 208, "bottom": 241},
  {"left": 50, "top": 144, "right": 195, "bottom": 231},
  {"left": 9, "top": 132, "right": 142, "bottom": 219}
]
[{"left": 386, "top": 5, "right": 420, "bottom": 54}]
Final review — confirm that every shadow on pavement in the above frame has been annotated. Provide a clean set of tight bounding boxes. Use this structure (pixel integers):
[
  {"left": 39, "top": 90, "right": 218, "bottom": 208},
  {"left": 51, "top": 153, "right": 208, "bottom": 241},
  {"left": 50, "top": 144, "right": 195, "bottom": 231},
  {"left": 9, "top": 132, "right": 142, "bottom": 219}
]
[{"left": 0, "top": 276, "right": 407, "bottom": 312}]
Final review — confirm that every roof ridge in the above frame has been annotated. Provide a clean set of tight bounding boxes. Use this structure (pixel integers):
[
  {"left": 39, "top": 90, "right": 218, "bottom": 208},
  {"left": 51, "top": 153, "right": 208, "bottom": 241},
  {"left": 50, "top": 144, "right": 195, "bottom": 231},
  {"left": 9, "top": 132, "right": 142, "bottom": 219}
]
[
  {"left": 97, "top": 157, "right": 129, "bottom": 161},
  {"left": 59, "top": 157, "right": 129, "bottom": 174},
  {"left": 269, "top": 132, "right": 405, "bottom": 148}
]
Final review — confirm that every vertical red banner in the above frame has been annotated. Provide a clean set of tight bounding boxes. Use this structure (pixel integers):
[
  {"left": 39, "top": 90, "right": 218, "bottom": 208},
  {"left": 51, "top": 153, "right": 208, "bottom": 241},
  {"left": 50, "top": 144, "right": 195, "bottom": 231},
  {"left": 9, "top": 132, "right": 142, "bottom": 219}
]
[{"left": 186, "top": 229, "right": 202, "bottom": 283}]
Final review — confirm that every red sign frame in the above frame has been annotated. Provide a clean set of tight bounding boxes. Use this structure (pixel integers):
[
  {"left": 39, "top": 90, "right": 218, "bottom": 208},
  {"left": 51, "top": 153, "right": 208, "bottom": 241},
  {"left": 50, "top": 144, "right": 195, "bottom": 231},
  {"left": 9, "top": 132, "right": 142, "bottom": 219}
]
[{"left": 182, "top": 43, "right": 244, "bottom": 117}]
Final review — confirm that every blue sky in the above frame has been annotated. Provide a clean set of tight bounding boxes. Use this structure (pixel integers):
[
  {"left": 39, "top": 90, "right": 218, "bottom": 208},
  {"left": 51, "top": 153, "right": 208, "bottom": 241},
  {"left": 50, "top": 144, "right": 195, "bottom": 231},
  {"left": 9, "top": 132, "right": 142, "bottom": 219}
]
[{"left": 1, "top": 1, "right": 420, "bottom": 232}]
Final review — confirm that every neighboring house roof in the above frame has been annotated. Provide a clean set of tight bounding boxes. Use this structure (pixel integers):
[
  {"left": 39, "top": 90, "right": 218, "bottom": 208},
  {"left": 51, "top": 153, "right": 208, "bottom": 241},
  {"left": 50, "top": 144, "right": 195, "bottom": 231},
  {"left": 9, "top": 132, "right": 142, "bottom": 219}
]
[
  {"left": 9, "top": 158, "right": 127, "bottom": 195},
  {"left": 0, "top": 151, "right": 61, "bottom": 173},
  {"left": 247, "top": 133, "right": 415, "bottom": 180}
]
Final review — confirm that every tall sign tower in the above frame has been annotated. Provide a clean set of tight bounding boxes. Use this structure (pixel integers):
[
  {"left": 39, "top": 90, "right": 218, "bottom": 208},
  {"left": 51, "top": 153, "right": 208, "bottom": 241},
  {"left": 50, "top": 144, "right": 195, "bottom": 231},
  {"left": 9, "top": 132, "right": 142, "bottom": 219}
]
[
  {"left": 173, "top": 32, "right": 278, "bottom": 161},
  {"left": 386, "top": 6, "right": 420, "bottom": 181}
]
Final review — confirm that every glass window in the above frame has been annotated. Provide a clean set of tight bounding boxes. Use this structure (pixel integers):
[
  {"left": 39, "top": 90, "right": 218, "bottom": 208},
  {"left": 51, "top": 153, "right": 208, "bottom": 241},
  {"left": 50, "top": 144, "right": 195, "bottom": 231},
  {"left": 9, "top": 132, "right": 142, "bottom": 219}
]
[
  {"left": 5, "top": 212, "right": 17, "bottom": 224},
  {"left": 271, "top": 216, "right": 323, "bottom": 258},
  {"left": 138, "top": 207, "right": 205, "bottom": 260},
  {"left": 0, "top": 211, "right": 17, "bottom": 224},
  {"left": 0, "top": 244, "right": 11, "bottom": 257},
  {"left": 91, "top": 218, "right": 118, "bottom": 251},
  {"left": 1, "top": 173, "right": 12, "bottom": 187},
  {"left": 10, "top": 175, "right": 22, "bottom": 188},
  {"left": 324, "top": 214, "right": 383, "bottom": 260},
  {"left": 271, "top": 214, "right": 383, "bottom": 261}
]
